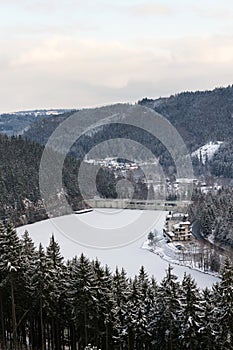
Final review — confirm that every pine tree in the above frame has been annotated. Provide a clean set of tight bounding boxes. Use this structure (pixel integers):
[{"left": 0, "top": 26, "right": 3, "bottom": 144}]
[
  {"left": 112, "top": 267, "right": 129, "bottom": 348},
  {"left": 68, "top": 254, "right": 97, "bottom": 348},
  {"left": 91, "top": 260, "right": 116, "bottom": 350},
  {"left": 146, "top": 275, "right": 159, "bottom": 347},
  {"left": 19, "top": 230, "right": 37, "bottom": 349},
  {"left": 0, "top": 222, "right": 23, "bottom": 350},
  {"left": 46, "top": 234, "right": 64, "bottom": 269},
  {"left": 199, "top": 288, "right": 217, "bottom": 350},
  {"left": 135, "top": 266, "right": 153, "bottom": 349},
  {"left": 213, "top": 258, "right": 233, "bottom": 349},
  {"left": 0, "top": 222, "right": 7, "bottom": 350},
  {"left": 179, "top": 273, "right": 202, "bottom": 349},
  {"left": 155, "top": 265, "right": 181, "bottom": 350},
  {"left": 46, "top": 234, "right": 66, "bottom": 350},
  {"left": 124, "top": 276, "right": 142, "bottom": 350},
  {"left": 33, "top": 244, "right": 47, "bottom": 350},
  {"left": 148, "top": 232, "right": 155, "bottom": 247}
]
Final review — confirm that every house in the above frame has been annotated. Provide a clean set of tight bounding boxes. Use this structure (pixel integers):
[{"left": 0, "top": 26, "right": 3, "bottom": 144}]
[{"left": 163, "top": 212, "right": 192, "bottom": 242}]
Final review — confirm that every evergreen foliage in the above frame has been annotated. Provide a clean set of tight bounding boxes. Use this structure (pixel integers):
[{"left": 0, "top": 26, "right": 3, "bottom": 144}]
[
  {"left": 209, "top": 141, "right": 233, "bottom": 178},
  {"left": 189, "top": 188, "right": 233, "bottom": 248},
  {"left": 24, "top": 118, "right": 176, "bottom": 177},
  {"left": 139, "top": 85, "right": 233, "bottom": 151},
  {"left": 23, "top": 86, "right": 233, "bottom": 179},
  {"left": 0, "top": 223, "right": 232, "bottom": 349},
  {"left": 0, "top": 134, "right": 117, "bottom": 227}
]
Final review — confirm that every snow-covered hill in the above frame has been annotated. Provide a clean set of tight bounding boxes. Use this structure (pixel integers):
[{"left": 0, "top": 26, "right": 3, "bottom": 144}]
[
  {"left": 192, "top": 141, "right": 223, "bottom": 163},
  {"left": 16, "top": 209, "right": 218, "bottom": 288},
  {"left": 9, "top": 109, "right": 75, "bottom": 117}
]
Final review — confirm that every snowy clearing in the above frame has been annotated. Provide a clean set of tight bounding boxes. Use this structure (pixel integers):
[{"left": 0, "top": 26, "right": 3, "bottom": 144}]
[
  {"left": 192, "top": 141, "right": 223, "bottom": 163},
  {"left": 17, "top": 209, "right": 218, "bottom": 288}
]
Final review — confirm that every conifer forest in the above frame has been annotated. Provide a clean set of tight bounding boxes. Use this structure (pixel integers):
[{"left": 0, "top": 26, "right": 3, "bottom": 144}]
[{"left": 1, "top": 222, "right": 233, "bottom": 350}]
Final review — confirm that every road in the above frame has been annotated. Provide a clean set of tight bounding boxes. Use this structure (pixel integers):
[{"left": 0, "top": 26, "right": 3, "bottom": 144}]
[{"left": 192, "top": 220, "right": 204, "bottom": 240}]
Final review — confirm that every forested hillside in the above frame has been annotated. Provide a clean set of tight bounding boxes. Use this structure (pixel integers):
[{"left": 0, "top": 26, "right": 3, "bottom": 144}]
[
  {"left": 189, "top": 188, "right": 233, "bottom": 248},
  {"left": 23, "top": 86, "right": 233, "bottom": 178},
  {"left": 25, "top": 86, "right": 233, "bottom": 153},
  {"left": 1, "top": 224, "right": 233, "bottom": 350},
  {"left": 23, "top": 111, "right": 73, "bottom": 145},
  {"left": 139, "top": 86, "right": 233, "bottom": 179},
  {"left": 209, "top": 141, "right": 233, "bottom": 178},
  {"left": 0, "top": 135, "right": 117, "bottom": 226},
  {"left": 0, "top": 135, "right": 47, "bottom": 224},
  {"left": 23, "top": 106, "right": 176, "bottom": 175},
  {"left": 0, "top": 109, "right": 75, "bottom": 136},
  {"left": 139, "top": 85, "right": 233, "bottom": 151}
]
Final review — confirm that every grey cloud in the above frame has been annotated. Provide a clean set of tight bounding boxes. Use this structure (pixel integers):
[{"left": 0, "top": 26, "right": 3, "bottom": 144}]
[{"left": 1, "top": 33, "right": 233, "bottom": 112}]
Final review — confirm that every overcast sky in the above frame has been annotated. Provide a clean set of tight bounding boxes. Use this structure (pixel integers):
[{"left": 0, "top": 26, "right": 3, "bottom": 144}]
[{"left": 1, "top": 0, "right": 233, "bottom": 112}]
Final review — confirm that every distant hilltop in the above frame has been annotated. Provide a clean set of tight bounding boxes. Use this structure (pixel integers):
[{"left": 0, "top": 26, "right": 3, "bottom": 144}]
[
  {"left": 0, "top": 109, "right": 77, "bottom": 136},
  {"left": 5, "top": 108, "right": 76, "bottom": 117}
]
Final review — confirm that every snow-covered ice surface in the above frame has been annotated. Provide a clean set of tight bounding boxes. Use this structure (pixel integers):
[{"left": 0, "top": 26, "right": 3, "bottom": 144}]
[
  {"left": 192, "top": 141, "right": 223, "bottom": 163},
  {"left": 17, "top": 209, "right": 218, "bottom": 288}
]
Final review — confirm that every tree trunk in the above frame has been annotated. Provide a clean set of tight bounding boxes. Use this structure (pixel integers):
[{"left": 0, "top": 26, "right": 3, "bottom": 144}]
[
  {"left": 105, "top": 322, "right": 109, "bottom": 350},
  {"left": 84, "top": 306, "right": 88, "bottom": 346},
  {"left": 40, "top": 296, "right": 45, "bottom": 350},
  {"left": 70, "top": 324, "right": 76, "bottom": 350},
  {"left": 11, "top": 277, "right": 18, "bottom": 350},
  {"left": 0, "top": 292, "right": 6, "bottom": 350}
]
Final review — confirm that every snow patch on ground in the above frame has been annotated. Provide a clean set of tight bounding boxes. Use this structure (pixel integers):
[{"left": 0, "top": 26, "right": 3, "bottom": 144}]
[
  {"left": 142, "top": 235, "right": 218, "bottom": 279},
  {"left": 16, "top": 210, "right": 218, "bottom": 288},
  {"left": 192, "top": 141, "right": 223, "bottom": 163}
]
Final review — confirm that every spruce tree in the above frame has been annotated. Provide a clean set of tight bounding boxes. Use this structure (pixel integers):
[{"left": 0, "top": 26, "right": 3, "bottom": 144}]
[
  {"left": 213, "top": 258, "right": 233, "bottom": 349},
  {"left": 112, "top": 267, "right": 129, "bottom": 347},
  {"left": 91, "top": 260, "right": 116, "bottom": 350},
  {"left": 0, "top": 222, "right": 23, "bottom": 350},
  {"left": 19, "top": 230, "right": 37, "bottom": 349},
  {"left": 179, "top": 273, "right": 202, "bottom": 349},
  {"left": 155, "top": 265, "right": 181, "bottom": 350},
  {"left": 68, "top": 254, "right": 97, "bottom": 348},
  {"left": 199, "top": 288, "right": 217, "bottom": 350}
]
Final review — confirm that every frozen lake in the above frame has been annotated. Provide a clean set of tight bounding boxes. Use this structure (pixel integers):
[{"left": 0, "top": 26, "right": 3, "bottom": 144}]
[{"left": 17, "top": 209, "right": 218, "bottom": 288}]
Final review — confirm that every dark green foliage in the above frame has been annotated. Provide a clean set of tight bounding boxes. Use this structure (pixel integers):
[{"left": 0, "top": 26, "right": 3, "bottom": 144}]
[
  {"left": 155, "top": 265, "right": 181, "bottom": 349},
  {"left": 139, "top": 85, "right": 233, "bottom": 151},
  {"left": 189, "top": 188, "right": 233, "bottom": 248},
  {"left": 24, "top": 115, "right": 176, "bottom": 176},
  {"left": 179, "top": 274, "right": 201, "bottom": 349},
  {"left": 213, "top": 258, "right": 233, "bottom": 349},
  {"left": 22, "top": 111, "right": 76, "bottom": 145},
  {"left": 0, "top": 111, "right": 49, "bottom": 136},
  {"left": 23, "top": 86, "right": 233, "bottom": 179},
  {"left": 96, "top": 168, "right": 117, "bottom": 199},
  {"left": 140, "top": 86, "right": 233, "bottom": 178},
  {"left": 148, "top": 231, "right": 154, "bottom": 246},
  {"left": 0, "top": 134, "right": 117, "bottom": 226},
  {"left": 210, "top": 141, "right": 233, "bottom": 178},
  {"left": 1, "top": 222, "right": 233, "bottom": 349}
]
